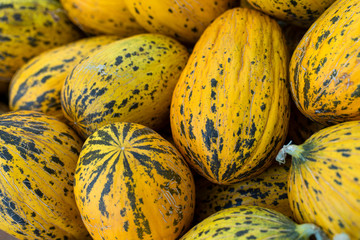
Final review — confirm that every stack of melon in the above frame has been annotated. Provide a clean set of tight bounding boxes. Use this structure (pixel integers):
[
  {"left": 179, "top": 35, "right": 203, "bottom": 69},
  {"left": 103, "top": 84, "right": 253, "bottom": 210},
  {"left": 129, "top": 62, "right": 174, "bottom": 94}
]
[{"left": 0, "top": 0, "right": 359, "bottom": 239}]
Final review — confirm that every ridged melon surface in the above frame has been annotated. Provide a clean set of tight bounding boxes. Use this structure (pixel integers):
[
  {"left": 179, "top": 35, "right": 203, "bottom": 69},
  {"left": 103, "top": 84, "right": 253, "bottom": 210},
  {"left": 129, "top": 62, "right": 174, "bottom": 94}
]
[
  {"left": 61, "top": 33, "right": 189, "bottom": 139},
  {"left": 0, "top": 111, "right": 89, "bottom": 240},
  {"left": 124, "top": 0, "right": 237, "bottom": 44},
  {"left": 0, "top": 0, "right": 83, "bottom": 82},
  {"left": 74, "top": 122, "right": 195, "bottom": 240},
  {"left": 181, "top": 206, "right": 328, "bottom": 240},
  {"left": 248, "top": 0, "right": 336, "bottom": 26},
  {"left": 194, "top": 162, "right": 292, "bottom": 223},
  {"left": 290, "top": 0, "right": 360, "bottom": 125},
  {"left": 170, "top": 8, "right": 290, "bottom": 184},
  {"left": 61, "top": 0, "right": 146, "bottom": 36},
  {"left": 9, "top": 35, "right": 119, "bottom": 121},
  {"left": 277, "top": 120, "right": 360, "bottom": 238}
]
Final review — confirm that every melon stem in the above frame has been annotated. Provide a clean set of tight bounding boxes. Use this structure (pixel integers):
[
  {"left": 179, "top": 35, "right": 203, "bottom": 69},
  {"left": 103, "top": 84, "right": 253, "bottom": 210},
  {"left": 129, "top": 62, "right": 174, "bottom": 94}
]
[
  {"left": 296, "top": 223, "right": 329, "bottom": 240},
  {"left": 276, "top": 141, "right": 305, "bottom": 164},
  {"left": 333, "top": 233, "right": 350, "bottom": 240}
]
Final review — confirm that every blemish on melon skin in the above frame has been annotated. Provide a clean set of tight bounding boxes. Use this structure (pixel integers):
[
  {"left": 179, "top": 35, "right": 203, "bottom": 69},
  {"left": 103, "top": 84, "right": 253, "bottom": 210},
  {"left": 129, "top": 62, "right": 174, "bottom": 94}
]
[
  {"left": 114, "top": 56, "right": 123, "bottom": 66},
  {"left": 83, "top": 63, "right": 107, "bottom": 73}
]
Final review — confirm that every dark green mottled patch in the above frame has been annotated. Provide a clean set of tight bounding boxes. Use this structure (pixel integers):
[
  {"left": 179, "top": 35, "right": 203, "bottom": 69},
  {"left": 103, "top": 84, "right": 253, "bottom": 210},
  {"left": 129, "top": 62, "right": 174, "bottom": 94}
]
[
  {"left": 290, "top": 0, "right": 297, "bottom": 6},
  {"left": 12, "top": 13, "right": 22, "bottom": 21},
  {"left": 351, "top": 85, "right": 360, "bottom": 98},
  {"left": 315, "top": 30, "right": 330, "bottom": 49},
  {"left": 330, "top": 16, "right": 339, "bottom": 24},
  {"left": 115, "top": 56, "right": 123, "bottom": 66},
  {"left": 0, "top": 35, "right": 11, "bottom": 42},
  {"left": 201, "top": 119, "right": 218, "bottom": 151},
  {"left": 235, "top": 229, "right": 249, "bottom": 236}
]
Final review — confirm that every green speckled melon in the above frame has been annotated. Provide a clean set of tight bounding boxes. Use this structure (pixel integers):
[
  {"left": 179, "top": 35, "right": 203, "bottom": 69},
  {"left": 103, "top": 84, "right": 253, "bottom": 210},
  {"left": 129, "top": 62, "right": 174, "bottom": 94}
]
[
  {"left": 74, "top": 122, "right": 195, "bottom": 239},
  {"left": 277, "top": 120, "right": 360, "bottom": 238},
  {"left": 181, "top": 206, "right": 328, "bottom": 240},
  {"left": 9, "top": 35, "right": 119, "bottom": 121},
  {"left": 170, "top": 8, "right": 290, "bottom": 184},
  {"left": 0, "top": 110, "right": 89, "bottom": 240},
  {"left": 247, "top": 0, "right": 336, "bottom": 26},
  {"left": 0, "top": 0, "right": 83, "bottom": 83},
  {"left": 61, "top": 33, "right": 189, "bottom": 139},
  {"left": 194, "top": 161, "right": 292, "bottom": 223},
  {"left": 60, "top": 0, "right": 146, "bottom": 36},
  {"left": 124, "top": 0, "right": 237, "bottom": 44},
  {"left": 290, "top": 0, "right": 360, "bottom": 125}
]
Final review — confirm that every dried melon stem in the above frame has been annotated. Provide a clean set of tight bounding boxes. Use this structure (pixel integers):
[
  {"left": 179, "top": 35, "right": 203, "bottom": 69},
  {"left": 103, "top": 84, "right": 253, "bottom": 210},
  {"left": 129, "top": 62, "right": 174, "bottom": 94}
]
[
  {"left": 276, "top": 141, "right": 306, "bottom": 164},
  {"left": 333, "top": 233, "right": 350, "bottom": 240},
  {"left": 296, "top": 223, "right": 329, "bottom": 240}
]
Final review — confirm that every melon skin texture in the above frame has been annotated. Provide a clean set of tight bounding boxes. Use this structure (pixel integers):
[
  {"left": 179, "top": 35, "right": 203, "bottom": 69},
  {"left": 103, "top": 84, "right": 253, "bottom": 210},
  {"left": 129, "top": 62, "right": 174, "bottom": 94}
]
[
  {"left": 0, "top": 0, "right": 83, "bottom": 83},
  {"left": 74, "top": 122, "right": 195, "bottom": 240},
  {"left": 277, "top": 120, "right": 360, "bottom": 238},
  {"left": 180, "top": 206, "right": 328, "bottom": 240},
  {"left": 60, "top": 0, "right": 146, "bottom": 36},
  {"left": 9, "top": 35, "right": 120, "bottom": 121},
  {"left": 290, "top": 0, "right": 360, "bottom": 125},
  {"left": 0, "top": 110, "right": 89, "bottom": 240},
  {"left": 61, "top": 33, "right": 189, "bottom": 139},
  {"left": 124, "top": 0, "right": 237, "bottom": 44},
  {"left": 247, "top": 0, "right": 336, "bottom": 26},
  {"left": 194, "top": 161, "right": 293, "bottom": 223},
  {"left": 170, "top": 8, "right": 290, "bottom": 184}
]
